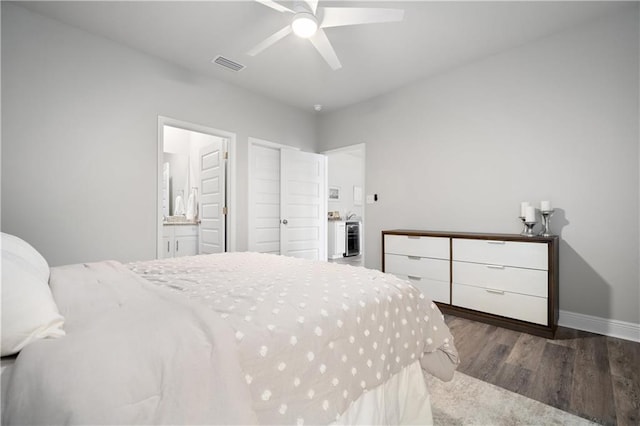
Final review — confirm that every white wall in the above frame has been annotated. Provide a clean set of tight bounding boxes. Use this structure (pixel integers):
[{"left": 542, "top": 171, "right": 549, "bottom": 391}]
[
  {"left": 318, "top": 7, "right": 639, "bottom": 325},
  {"left": 163, "top": 126, "right": 191, "bottom": 155},
  {"left": 326, "top": 147, "right": 364, "bottom": 220},
  {"left": 1, "top": 3, "right": 316, "bottom": 266}
]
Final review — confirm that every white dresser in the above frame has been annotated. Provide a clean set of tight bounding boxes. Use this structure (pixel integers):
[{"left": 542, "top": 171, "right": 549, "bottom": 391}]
[
  {"left": 382, "top": 230, "right": 559, "bottom": 338},
  {"left": 162, "top": 224, "right": 199, "bottom": 258}
]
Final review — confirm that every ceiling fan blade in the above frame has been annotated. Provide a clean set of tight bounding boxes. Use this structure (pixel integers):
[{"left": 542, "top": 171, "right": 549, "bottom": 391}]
[
  {"left": 304, "top": 0, "right": 319, "bottom": 14},
  {"left": 255, "top": 0, "right": 294, "bottom": 14},
  {"left": 320, "top": 7, "right": 404, "bottom": 29},
  {"left": 309, "top": 29, "right": 342, "bottom": 70},
  {"left": 247, "top": 25, "right": 292, "bottom": 56}
]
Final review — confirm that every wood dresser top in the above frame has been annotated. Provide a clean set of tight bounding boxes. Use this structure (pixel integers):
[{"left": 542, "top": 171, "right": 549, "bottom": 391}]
[{"left": 382, "top": 229, "right": 558, "bottom": 243}]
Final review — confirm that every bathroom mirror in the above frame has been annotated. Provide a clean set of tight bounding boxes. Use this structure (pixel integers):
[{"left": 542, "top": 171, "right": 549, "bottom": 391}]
[{"left": 163, "top": 152, "right": 190, "bottom": 217}]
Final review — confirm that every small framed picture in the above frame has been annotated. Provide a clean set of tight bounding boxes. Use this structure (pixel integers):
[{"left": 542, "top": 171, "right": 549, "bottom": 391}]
[{"left": 329, "top": 186, "right": 340, "bottom": 201}]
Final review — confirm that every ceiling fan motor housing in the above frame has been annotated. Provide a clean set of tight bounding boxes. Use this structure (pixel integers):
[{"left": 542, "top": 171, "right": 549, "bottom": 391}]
[{"left": 292, "top": 12, "right": 318, "bottom": 38}]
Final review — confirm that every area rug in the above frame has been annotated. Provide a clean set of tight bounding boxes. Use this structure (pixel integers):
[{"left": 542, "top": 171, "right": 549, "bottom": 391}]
[{"left": 425, "top": 371, "right": 597, "bottom": 425}]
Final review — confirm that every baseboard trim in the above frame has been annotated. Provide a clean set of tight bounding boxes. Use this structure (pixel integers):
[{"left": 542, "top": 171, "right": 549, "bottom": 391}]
[{"left": 559, "top": 310, "right": 640, "bottom": 342}]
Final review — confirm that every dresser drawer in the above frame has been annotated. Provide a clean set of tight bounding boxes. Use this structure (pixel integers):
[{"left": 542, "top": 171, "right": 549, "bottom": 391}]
[
  {"left": 453, "top": 238, "right": 548, "bottom": 270},
  {"left": 453, "top": 283, "right": 548, "bottom": 325},
  {"left": 384, "top": 235, "right": 449, "bottom": 260},
  {"left": 395, "top": 275, "right": 450, "bottom": 304},
  {"left": 453, "top": 261, "right": 548, "bottom": 298},
  {"left": 385, "top": 254, "right": 449, "bottom": 281}
]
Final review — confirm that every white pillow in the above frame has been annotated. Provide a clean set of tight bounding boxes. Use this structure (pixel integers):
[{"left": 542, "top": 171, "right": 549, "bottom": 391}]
[
  {"left": 1, "top": 233, "right": 50, "bottom": 283},
  {"left": 1, "top": 233, "right": 65, "bottom": 356}
]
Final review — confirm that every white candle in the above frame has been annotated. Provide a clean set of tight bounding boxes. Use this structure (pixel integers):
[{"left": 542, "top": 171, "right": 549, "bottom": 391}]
[
  {"left": 525, "top": 206, "right": 536, "bottom": 222},
  {"left": 540, "top": 200, "right": 552, "bottom": 212},
  {"left": 520, "top": 201, "right": 530, "bottom": 218}
]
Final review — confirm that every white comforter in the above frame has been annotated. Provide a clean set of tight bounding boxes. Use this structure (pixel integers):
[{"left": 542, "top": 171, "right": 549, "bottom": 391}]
[
  {"left": 3, "top": 252, "right": 458, "bottom": 425},
  {"left": 129, "top": 252, "right": 459, "bottom": 425}
]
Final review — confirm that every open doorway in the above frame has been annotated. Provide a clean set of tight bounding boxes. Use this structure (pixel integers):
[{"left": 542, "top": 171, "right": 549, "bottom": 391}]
[
  {"left": 323, "top": 143, "right": 365, "bottom": 267},
  {"left": 157, "top": 116, "right": 236, "bottom": 259}
]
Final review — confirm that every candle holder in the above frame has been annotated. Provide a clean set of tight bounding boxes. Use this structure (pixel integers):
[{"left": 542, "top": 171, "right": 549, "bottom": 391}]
[
  {"left": 522, "top": 221, "right": 537, "bottom": 237},
  {"left": 539, "top": 209, "right": 555, "bottom": 236},
  {"left": 518, "top": 216, "right": 527, "bottom": 234}
]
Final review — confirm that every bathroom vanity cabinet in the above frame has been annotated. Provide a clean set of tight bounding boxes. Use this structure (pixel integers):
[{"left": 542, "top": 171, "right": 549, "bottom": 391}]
[{"left": 162, "top": 224, "right": 198, "bottom": 258}]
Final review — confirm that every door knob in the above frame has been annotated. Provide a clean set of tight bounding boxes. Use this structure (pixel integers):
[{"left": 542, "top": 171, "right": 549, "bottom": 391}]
[{"left": 282, "top": 219, "right": 288, "bottom": 225}]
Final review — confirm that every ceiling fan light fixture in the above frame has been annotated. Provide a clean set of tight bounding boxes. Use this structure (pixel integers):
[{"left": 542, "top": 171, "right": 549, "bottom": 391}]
[{"left": 291, "top": 12, "right": 318, "bottom": 38}]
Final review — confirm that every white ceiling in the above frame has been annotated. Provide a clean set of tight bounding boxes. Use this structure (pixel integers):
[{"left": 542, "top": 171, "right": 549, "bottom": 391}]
[{"left": 14, "top": 1, "right": 628, "bottom": 112}]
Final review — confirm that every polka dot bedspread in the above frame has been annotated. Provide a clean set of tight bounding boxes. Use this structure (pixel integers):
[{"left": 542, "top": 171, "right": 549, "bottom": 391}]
[{"left": 129, "top": 252, "right": 459, "bottom": 425}]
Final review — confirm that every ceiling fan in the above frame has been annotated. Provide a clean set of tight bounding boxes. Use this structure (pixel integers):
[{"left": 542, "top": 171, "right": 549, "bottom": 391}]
[{"left": 247, "top": 0, "right": 405, "bottom": 70}]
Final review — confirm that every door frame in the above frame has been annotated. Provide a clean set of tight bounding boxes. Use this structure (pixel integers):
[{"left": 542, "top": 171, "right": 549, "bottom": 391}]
[
  {"left": 157, "top": 116, "right": 237, "bottom": 258},
  {"left": 322, "top": 143, "right": 366, "bottom": 264}
]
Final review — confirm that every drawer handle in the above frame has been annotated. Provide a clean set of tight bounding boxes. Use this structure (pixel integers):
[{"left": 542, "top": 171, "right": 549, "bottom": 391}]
[
  {"left": 486, "top": 289, "right": 505, "bottom": 295},
  {"left": 485, "top": 264, "right": 505, "bottom": 270},
  {"left": 487, "top": 240, "right": 506, "bottom": 245},
  {"left": 407, "top": 276, "right": 421, "bottom": 281},
  {"left": 407, "top": 255, "right": 421, "bottom": 260},
  {"left": 407, "top": 236, "right": 421, "bottom": 239}
]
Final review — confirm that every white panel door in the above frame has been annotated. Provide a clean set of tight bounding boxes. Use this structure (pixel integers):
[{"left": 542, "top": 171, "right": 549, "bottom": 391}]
[
  {"left": 199, "top": 139, "right": 225, "bottom": 254},
  {"left": 280, "top": 149, "right": 327, "bottom": 260},
  {"left": 248, "top": 144, "right": 281, "bottom": 254}
]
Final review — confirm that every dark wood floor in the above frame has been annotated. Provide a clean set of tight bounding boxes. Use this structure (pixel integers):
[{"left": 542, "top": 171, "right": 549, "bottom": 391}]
[{"left": 444, "top": 315, "right": 640, "bottom": 426}]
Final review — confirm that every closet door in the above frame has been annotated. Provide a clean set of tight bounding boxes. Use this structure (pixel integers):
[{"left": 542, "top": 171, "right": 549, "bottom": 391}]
[
  {"left": 248, "top": 141, "right": 327, "bottom": 260},
  {"left": 280, "top": 148, "right": 327, "bottom": 261},
  {"left": 249, "top": 144, "right": 281, "bottom": 254}
]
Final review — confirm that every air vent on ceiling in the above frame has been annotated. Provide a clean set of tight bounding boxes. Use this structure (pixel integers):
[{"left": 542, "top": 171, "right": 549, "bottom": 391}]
[{"left": 212, "top": 55, "right": 245, "bottom": 72}]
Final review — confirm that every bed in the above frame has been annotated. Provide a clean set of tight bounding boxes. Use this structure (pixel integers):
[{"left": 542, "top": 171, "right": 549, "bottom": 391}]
[{"left": 1, "top": 233, "right": 459, "bottom": 425}]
